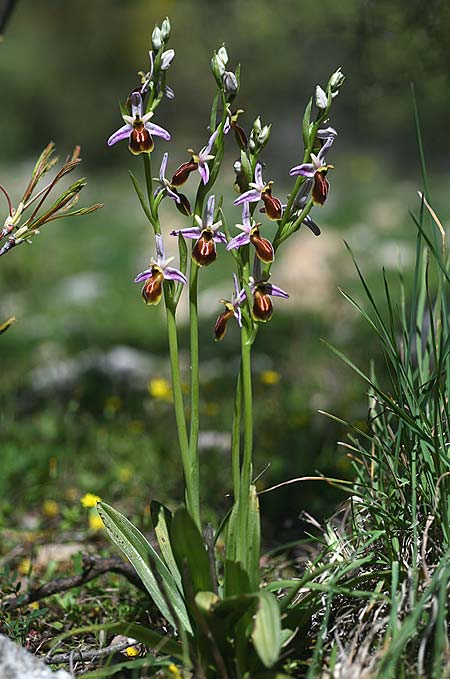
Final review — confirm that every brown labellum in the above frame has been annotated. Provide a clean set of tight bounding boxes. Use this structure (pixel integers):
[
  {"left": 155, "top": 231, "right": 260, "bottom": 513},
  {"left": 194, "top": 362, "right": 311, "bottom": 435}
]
[
  {"left": 261, "top": 189, "right": 282, "bottom": 220},
  {"left": 142, "top": 269, "right": 164, "bottom": 305},
  {"left": 129, "top": 123, "right": 154, "bottom": 155},
  {"left": 214, "top": 307, "right": 234, "bottom": 341},
  {"left": 312, "top": 170, "right": 330, "bottom": 206},
  {"left": 192, "top": 230, "right": 217, "bottom": 267},
  {"left": 171, "top": 161, "right": 198, "bottom": 187},
  {"left": 250, "top": 228, "right": 274, "bottom": 263},
  {"left": 252, "top": 288, "right": 273, "bottom": 322}
]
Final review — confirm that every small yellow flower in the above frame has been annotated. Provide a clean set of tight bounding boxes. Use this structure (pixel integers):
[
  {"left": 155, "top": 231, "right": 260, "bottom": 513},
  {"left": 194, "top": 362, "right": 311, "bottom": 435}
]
[
  {"left": 117, "top": 465, "right": 134, "bottom": 483},
  {"left": 204, "top": 402, "right": 219, "bottom": 416},
  {"left": 104, "top": 395, "right": 122, "bottom": 412},
  {"left": 260, "top": 370, "right": 280, "bottom": 385},
  {"left": 18, "top": 557, "right": 31, "bottom": 575},
  {"left": 89, "top": 513, "right": 104, "bottom": 531},
  {"left": 42, "top": 499, "right": 59, "bottom": 518},
  {"left": 148, "top": 378, "right": 172, "bottom": 402},
  {"left": 128, "top": 419, "right": 144, "bottom": 435},
  {"left": 125, "top": 646, "right": 140, "bottom": 657},
  {"left": 29, "top": 601, "right": 39, "bottom": 610},
  {"left": 80, "top": 493, "right": 101, "bottom": 508},
  {"left": 167, "top": 664, "right": 183, "bottom": 678}
]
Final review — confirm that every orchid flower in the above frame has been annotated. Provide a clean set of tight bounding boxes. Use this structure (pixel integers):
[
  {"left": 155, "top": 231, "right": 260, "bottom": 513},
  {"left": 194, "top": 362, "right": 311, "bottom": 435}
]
[
  {"left": 154, "top": 153, "right": 191, "bottom": 216},
  {"left": 224, "top": 108, "right": 247, "bottom": 150},
  {"left": 107, "top": 92, "right": 171, "bottom": 155},
  {"left": 249, "top": 260, "right": 288, "bottom": 323},
  {"left": 227, "top": 203, "right": 274, "bottom": 263},
  {"left": 289, "top": 130, "right": 336, "bottom": 206},
  {"left": 214, "top": 273, "right": 247, "bottom": 341},
  {"left": 170, "top": 195, "right": 226, "bottom": 267},
  {"left": 134, "top": 234, "right": 187, "bottom": 305},
  {"left": 233, "top": 162, "right": 282, "bottom": 221},
  {"left": 171, "top": 130, "right": 218, "bottom": 187}
]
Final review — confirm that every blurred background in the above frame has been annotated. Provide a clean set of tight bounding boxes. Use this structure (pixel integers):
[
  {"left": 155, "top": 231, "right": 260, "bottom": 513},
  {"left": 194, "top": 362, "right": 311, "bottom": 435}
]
[{"left": 0, "top": 0, "right": 449, "bottom": 542}]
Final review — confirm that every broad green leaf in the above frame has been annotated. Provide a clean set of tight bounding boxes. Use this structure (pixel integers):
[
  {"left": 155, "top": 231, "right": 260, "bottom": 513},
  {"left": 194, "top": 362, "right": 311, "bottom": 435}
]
[
  {"left": 171, "top": 506, "right": 213, "bottom": 595},
  {"left": 302, "top": 97, "right": 313, "bottom": 146},
  {"left": 240, "top": 149, "right": 252, "bottom": 183},
  {"left": 224, "top": 559, "right": 251, "bottom": 597},
  {"left": 247, "top": 484, "right": 261, "bottom": 591},
  {"left": 195, "top": 590, "right": 220, "bottom": 612},
  {"left": 252, "top": 591, "right": 282, "bottom": 668},
  {"left": 97, "top": 502, "right": 191, "bottom": 632},
  {"left": 150, "top": 501, "right": 182, "bottom": 592}
]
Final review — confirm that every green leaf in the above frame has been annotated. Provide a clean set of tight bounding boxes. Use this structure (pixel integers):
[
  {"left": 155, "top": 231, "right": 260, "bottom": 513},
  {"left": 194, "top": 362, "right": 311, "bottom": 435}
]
[
  {"left": 223, "top": 559, "right": 251, "bottom": 597},
  {"left": 302, "top": 97, "right": 313, "bottom": 146},
  {"left": 252, "top": 591, "right": 282, "bottom": 668},
  {"left": 171, "top": 506, "right": 213, "bottom": 595},
  {"left": 246, "top": 484, "right": 261, "bottom": 591},
  {"left": 81, "top": 655, "right": 171, "bottom": 678},
  {"left": 150, "top": 501, "right": 182, "bottom": 592},
  {"left": 97, "top": 503, "right": 191, "bottom": 632},
  {"left": 240, "top": 149, "right": 253, "bottom": 184}
]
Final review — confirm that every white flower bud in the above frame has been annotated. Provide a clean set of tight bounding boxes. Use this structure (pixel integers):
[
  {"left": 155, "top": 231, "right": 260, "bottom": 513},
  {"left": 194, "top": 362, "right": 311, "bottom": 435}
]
[
  {"left": 161, "top": 17, "right": 171, "bottom": 41},
  {"left": 152, "top": 26, "right": 162, "bottom": 50},
  {"left": 161, "top": 49, "right": 175, "bottom": 71},
  {"left": 223, "top": 71, "right": 238, "bottom": 95},
  {"left": 217, "top": 45, "right": 228, "bottom": 67},
  {"left": 329, "top": 67, "right": 345, "bottom": 91},
  {"left": 315, "top": 85, "right": 328, "bottom": 109},
  {"left": 258, "top": 124, "right": 271, "bottom": 145},
  {"left": 252, "top": 116, "right": 262, "bottom": 133},
  {"left": 211, "top": 53, "right": 226, "bottom": 81}
]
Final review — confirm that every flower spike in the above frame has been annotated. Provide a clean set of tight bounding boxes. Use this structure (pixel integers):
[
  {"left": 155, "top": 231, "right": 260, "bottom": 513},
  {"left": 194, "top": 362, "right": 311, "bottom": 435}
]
[
  {"left": 107, "top": 92, "right": 171, "bottom": 155},
  {"left": 134, "top": 234, "right": 187, "bottom": 305},
  {"left": 170, "top": 195, "right": 226, "bottom": 267}
]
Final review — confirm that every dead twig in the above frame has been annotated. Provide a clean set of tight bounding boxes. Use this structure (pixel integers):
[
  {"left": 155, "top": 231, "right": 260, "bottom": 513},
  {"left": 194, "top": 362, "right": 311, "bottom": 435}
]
[
  {"left": 44, "top": 639, "right": 132, "bottom": 665},
  {"left": 2, "top": 556, "right": 146, "bottom": 610}
]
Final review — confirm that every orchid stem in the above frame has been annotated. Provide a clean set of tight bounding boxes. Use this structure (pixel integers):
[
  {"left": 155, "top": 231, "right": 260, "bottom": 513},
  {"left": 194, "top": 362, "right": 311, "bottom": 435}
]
[
  {"left": 231, "top": 366, "right": 242, "bottom": 501},
  {"left": 188, "top": 260, "right": 201, "bottom": 530},
  {"left": 166, "top": 298, "right": 200, "bottom": 528}
]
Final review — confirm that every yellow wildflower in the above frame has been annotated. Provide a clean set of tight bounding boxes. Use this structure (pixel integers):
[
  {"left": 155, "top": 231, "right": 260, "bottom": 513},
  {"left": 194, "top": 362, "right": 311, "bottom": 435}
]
[
  {"left": 42, "top": 499, "right": 59, "bottom": 518},
  {"left": 125, "top": 645, "right": 140, "bottom": 657},
  {"left": 89, "top": 513, "right": 104, "bottom": 531},
  {"left": 29, "top": 601, "right": 39, "bottom": 610},
  {"left": 167, "top": 664, "right": 183, "bottom": 678},
  {"left": 148, "top": 378, "right": 172, "bottom": 402},
  {"left": 260, "top": 370, "right": 280, "bottom": 385},
  {"left": 117, "top": 465, "right": 134, "bottom": 483},
  {"left": 80, "top": 493, "right": 101, "bottom": 508},
  {"left": 18, "top": 558, "right": 31, "bottom": 575}
]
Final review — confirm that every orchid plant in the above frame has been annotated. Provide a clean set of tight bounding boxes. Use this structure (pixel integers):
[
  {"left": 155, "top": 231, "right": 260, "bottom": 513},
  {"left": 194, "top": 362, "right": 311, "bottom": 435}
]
[{"left": 98, "top": 17, "right": 344, "bottom": 678}]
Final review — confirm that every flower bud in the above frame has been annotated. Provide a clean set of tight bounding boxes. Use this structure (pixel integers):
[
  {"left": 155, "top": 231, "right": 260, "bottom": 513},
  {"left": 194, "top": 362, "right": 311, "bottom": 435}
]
[
  {"left": 223, "top": 70, "right": 238, "bottom": 95},
  {"left": 211, "top": 53, "right": 226, "bottom": 83},
  {"left": 152, "top": 26, "right": 162, "bottom": 50},
  {"left": 258, "top": 124, "right": 271, "bottom": 146},
  {"left": 329, "top": 67, "right": 345, "bottom": 92},
  {"left": 217, "top": 45, "right": 228, "bottom": 67},
  {"left": 161, "top": 17, "right": 171, "bottom": 41},
  {"left": 252, "top": 116, "right": 262, "bottom": 134},
  {"left": 161, "top": 49, "right": 175, "bottom": 71},
  {"left": 315, "top": 85, "right": 327, "bottom": 109}
]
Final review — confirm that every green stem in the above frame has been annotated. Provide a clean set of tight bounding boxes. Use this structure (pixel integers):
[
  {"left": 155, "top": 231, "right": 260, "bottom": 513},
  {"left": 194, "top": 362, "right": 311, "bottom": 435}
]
[
  {"left": 231, "top": 366, "right": 242, "bottom": 501},
  {"left": 165, "top": 299, "right": 200, "bottom": 528},
  {"left": 188, "top": 261, "right": 201, "bottom": 527}
]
